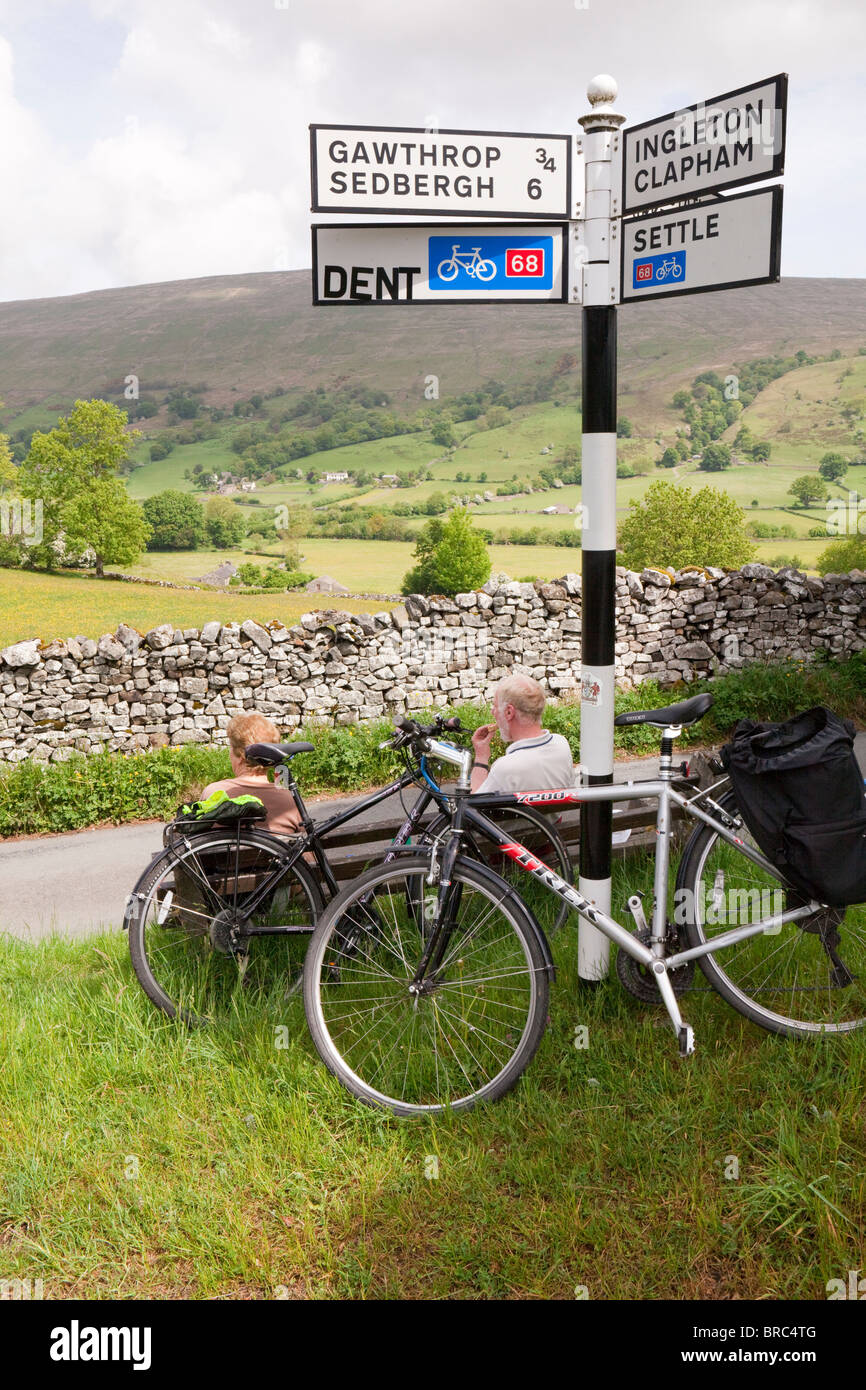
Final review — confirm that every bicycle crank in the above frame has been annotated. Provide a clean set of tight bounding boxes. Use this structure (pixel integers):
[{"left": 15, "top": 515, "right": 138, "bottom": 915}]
[{"left": 616, "top": 926, "right": 695, "bottom": 1003}]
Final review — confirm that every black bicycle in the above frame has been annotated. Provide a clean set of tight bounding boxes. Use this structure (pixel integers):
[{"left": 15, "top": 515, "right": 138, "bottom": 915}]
[{"left": 124, "top": 715, "right": 574, "bottom": 1024}]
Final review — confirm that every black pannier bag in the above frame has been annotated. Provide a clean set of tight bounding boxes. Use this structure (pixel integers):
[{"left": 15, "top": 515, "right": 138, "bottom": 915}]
[{"left": 719, "top": 706, "right": 866, "bottom": 907}]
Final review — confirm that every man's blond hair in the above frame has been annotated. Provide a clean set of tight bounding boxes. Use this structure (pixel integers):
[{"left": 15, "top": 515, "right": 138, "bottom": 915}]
[
  {"left": 496, "top": 673, "right": 546, "bottom": 723},
  {"left": 226, "top": 713, "right": 281, "bottom": 771}
]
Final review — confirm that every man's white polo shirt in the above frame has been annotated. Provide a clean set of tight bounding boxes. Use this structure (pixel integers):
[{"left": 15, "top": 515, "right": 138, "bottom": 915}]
[{"left": 475, "top": 731, "right": 575, "bottom": 793}]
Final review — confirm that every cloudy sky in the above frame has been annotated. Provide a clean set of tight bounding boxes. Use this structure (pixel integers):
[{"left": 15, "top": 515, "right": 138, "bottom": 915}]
[{"left": 0, "top": 0, "right": 862, "bottom": 303}]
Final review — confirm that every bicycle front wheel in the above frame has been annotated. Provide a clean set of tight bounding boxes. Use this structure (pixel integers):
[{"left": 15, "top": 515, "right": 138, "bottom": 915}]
[
  {"left": 677, "top": 789, "right": 866, "bottom": 1035},
  {"left": 421, "top": 804, "right": 573, "bottom": 934},
  {"left": 128, "top": 829, "right": 322, "bottom": 1026},
  {"left": 303, "top": 855, "right": 551, "bottom": 1115}
]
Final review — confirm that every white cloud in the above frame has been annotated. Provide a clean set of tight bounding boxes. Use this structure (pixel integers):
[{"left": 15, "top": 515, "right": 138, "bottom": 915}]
[{"left": 0, "top": 0, "right": 862, "bottom": 302}]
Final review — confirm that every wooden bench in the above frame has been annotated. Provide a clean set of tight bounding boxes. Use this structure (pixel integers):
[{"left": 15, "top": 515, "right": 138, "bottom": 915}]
[{"left": 318, "top": 751, "right": 719, "bottom": 883}]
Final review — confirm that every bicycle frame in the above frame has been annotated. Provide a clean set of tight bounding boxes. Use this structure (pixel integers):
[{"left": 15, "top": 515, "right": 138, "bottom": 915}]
[
  {"left": 422, "top": 727, "right": 825, "bottom": 1052},
  {"left": 202, "top": 736, "right": 564, "bottom": 929}
]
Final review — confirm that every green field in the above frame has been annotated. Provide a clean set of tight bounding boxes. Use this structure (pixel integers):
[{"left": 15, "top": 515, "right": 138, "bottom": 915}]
[{"left": 0, "top": 569, "right": 386, "bottom": 648}]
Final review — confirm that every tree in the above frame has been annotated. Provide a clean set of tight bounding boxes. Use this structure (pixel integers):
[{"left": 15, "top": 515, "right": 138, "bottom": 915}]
[
  {"left": 660, "top": 447, "right": 678, "bottom": 468},
  {"left": 204, "top": 495, "right": 246, "bottom": 548},
  {"left": 788, "top": 475, "right": 829, "bottom": 507},
  {"left": 816, "top": 534, "right": 866, "bottom": 575},
  {"left": 142, "top": 490, "right": 206, "bottom": 550},
  {"left": 168, "top": 394, "right": 199, "bottom": 421},
  {"left": 819, "top": 452, "right": 849, "bottom": 482},
  {"left": 424, "top": 491, "right": 449, "bottom": 516},
  {"left": 402, "top": 508, "right": 491, "bottom": 596},
  {"left": 149, "top": 434, "right": 173, "bottom": 462},
  {"left": 0, "top": 405, "right": 17, "bottom": 491},
  {"left": 617, "top": 417, "right": 633, "bottom": 438},
  {"left": 62, "top": 478, "right": 151, "bottom": 576},
  {"left": 699, "top": 442, "right": 732, "bottom": 471},
  {"left": 431, "top": 418, "right": 457, "bottom": 449},
  {"left": 617, "top": 480, "right": 756, "bottom": 570},
  {"left": 751, "top": 441, "right": 772, "bottom": 462},
  {"left": 18, "top": 398, "right": 144, "bottom": 571},
  {"left": 485, "top": 405, "right": 508, "bottom": 430}
]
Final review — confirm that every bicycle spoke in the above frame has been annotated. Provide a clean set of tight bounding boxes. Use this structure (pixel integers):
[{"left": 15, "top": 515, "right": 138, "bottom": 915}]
[{"left": 308, "top": 855, "right": 548, "bottom": 1114}]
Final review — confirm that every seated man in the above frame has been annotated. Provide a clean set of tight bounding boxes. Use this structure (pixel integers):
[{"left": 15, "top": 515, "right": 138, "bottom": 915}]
[
  {"left": 201, "top": 712, "right": 303, "bottom": 835},
  {"left": 470, "top": 674, "right": 574, "bottom": 793}
]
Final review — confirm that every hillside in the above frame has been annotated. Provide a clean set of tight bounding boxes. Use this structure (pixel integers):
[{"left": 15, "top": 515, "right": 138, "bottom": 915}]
[
  {"left": 1, "top": 270, "right": 865, "bottom": 600},
  {"left": 0, "top": 271, "right": 864, "bottom": 427}
]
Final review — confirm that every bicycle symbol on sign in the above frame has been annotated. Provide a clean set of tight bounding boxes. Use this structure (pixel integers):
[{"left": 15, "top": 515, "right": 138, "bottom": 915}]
[
  {"left": 436, "top": 245, "right": 497, "bottom": 281},
  {"left": 654, "top": 257, "right": 683, "bottom": 281}
]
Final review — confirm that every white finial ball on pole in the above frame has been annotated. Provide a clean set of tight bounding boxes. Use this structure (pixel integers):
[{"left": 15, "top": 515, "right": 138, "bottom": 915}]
[
  {"left": 579, "top": 74, "right": 625, "bottom": 132},
  {"left": 587, "top": 74, "right": 618, "bottom": 106}
]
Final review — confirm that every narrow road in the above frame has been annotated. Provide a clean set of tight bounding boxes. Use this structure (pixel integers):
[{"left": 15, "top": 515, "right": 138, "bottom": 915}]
[{"left": 2, "top": 736, "right": 864, "bottom": 942}]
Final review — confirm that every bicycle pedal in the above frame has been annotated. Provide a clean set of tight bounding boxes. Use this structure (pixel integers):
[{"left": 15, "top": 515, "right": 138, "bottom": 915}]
[{"left": 678, "top": 1025, "right": 694, "bottom": 1057}]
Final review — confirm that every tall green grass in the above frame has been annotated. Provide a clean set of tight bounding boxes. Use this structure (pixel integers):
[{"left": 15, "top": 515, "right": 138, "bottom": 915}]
[{"left": 0, "top": 844, "right": 863, "bottom": 1299}]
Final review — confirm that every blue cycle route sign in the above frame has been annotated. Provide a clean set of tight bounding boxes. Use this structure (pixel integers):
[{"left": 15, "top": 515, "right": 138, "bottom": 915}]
[
  {"left": 631, "top": 249, "right": 686, "bottom": 289},
  {"left": 429, "top": 234, "right": 554, "bottom": 291}
]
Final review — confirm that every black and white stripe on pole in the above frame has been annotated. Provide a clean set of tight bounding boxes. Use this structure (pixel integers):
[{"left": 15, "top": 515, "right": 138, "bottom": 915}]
[{"left": 577, "top": 77, "right": 626, "bottom": 983}]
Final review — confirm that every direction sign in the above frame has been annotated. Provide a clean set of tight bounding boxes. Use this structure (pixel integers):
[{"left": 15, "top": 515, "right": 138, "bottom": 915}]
[
  {"left": 620, "top": 185, "right": 782, "bottom": 303},
  {"left": 622, "top": 74, "right": 786, "bottom": 214},
  {"left": 310, "top": 125, "right": 572, "bottom": 219},
  {"left": 312, "top": 222, "right": 568, "bottom": 304}
]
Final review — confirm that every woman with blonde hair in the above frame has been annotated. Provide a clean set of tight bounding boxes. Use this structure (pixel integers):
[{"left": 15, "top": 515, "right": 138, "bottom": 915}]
[{"left": 200, "top": 713, "right": 302, "bottom": 835}]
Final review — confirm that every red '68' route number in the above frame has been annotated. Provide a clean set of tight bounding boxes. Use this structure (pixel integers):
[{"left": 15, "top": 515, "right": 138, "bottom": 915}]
[{"left": 506, "top": 248, "right": 544, "bottom": 277}]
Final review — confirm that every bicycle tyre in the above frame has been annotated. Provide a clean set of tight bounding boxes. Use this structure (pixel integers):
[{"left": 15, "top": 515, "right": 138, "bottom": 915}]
[
  {"left": 303, "top": 854, "right": 551, "bottom": 1116},
  {"left": 475, "top": 258, "right": 497, "bottom": 281},
  {"left": 677, "top": 788, "right": 866, "bottom": 1036},
  {"left": 436, "top": 259, "right": 459, "bottom": 281},
  {"left": 420, "top": 803, "right": 573, "bottom": 934},
  {"left": 128, "top": 828, "right": 323, "bottom": 1025}
]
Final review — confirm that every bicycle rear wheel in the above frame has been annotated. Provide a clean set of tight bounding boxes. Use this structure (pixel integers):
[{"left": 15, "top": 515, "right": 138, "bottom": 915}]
[
  {"left": 303, "top": 854, "right": 551, "bottom": 1116},
  {"left": 128, "top": 829, "right": 322, "bottom": 1025},
  {"left": 677, "top": 789, "right": 866, "bottom": 1035},
  {"left": 421, "top": 803, "right": 573, "bottom": 934}
]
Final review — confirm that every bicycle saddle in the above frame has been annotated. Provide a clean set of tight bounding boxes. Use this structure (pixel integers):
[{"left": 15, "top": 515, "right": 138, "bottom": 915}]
[
  {"left": 245, "top": 741, "right": 315, "bottom": 765},
  {"left": 614, "top": 692, "right": 713, "bottom": 728}
]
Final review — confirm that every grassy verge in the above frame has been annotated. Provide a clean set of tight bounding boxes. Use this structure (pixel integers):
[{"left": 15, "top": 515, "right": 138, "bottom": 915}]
[
  {"left": 0, "top": 844, "right": 863, "bottom": 1300},
  {"left": 1, "top": 651, "right": 864, "bottom": 837}
]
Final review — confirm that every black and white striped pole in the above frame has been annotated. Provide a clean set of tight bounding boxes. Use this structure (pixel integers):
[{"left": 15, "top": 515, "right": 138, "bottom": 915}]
[{"left": 575, "top": 77, "right": 625, "bottom": 982}]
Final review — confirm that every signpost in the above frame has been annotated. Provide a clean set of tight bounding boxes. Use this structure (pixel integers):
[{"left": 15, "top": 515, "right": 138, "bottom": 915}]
[
  {"left": 622, "top": 74, "right": 786, "bottom": 213},
  {"left": 308, "top": 74, "right": 787, "bottom": 982},
  {"left": 312, "top": 222, "right": 568, "bottom": 304},
  {"left": 621, "top": 185, "right": 783, "bottom": 302},
  {"left": 311, "top": 124, "right": 573, "bottom": 220}
]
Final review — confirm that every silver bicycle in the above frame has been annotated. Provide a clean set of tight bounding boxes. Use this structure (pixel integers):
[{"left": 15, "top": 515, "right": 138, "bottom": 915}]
[{"left": 303, "top": 691, "right": 866, "bottom": 1115}]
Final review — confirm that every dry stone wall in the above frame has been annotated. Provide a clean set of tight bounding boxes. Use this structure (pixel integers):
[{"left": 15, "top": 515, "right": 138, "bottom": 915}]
[{"left": 1, "top": 563, "right": 864, "bottom": 762}]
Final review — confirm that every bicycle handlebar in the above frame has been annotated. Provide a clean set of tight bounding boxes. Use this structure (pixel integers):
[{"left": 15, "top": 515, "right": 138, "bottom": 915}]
[{"left": 378, "top": 714, "right": 463, "bottom": 751}]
